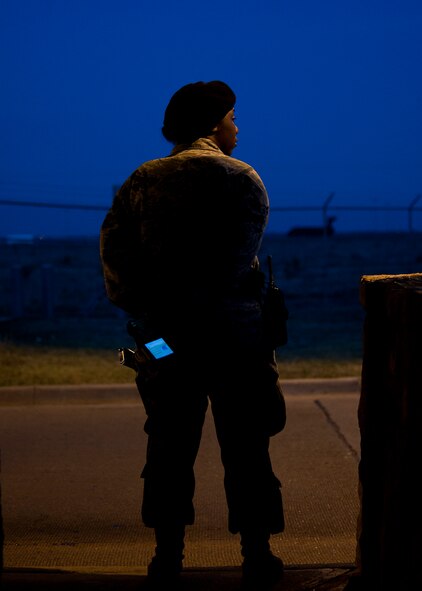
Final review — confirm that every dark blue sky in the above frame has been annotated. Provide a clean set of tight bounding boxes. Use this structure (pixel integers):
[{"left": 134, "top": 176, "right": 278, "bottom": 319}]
[{"left": 1, "top": 0, "right": 422, "bottom": 236}]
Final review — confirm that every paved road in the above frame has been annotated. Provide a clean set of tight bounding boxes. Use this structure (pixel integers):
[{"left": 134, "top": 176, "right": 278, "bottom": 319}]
[{"left": 0, "top": 378, "right": 361, "bottom": 589}]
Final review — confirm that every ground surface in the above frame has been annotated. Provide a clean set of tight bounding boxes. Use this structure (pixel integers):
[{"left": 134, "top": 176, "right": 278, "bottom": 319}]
[{"left": 1, "top": 232, "right": 421, "bottom": 361}]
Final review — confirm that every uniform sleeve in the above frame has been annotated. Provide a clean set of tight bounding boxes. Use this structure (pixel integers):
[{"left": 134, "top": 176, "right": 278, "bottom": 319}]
[{"left": 99, "top": 179, "right": 143, "bottom": 315}]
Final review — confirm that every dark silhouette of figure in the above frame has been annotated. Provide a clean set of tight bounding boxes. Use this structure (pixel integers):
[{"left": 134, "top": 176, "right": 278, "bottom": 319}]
[
  {"left": 100, "top": 81, "right": 286, "bottom": 590},
  {"left": 288, "top": 215, "right": 336, "bottom": 237}
]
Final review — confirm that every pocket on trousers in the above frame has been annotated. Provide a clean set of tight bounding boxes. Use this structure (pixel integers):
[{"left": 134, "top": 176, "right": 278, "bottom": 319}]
[{"left": 265, "top": 381, "right": 286, "bottom": 436}]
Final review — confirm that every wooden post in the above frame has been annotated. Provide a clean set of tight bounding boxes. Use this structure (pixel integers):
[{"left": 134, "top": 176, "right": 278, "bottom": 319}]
[
  {"left": 0, "top": 450, "right": 4, "bottom": 575},
  {"left": 352, "top": 273, "right": 422, "bottom": 590}
]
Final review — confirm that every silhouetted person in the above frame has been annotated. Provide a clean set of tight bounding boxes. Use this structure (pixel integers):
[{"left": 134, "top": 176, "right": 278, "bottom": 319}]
[{"left": 100, "top": 81, "right": 286, "bottom": 590}]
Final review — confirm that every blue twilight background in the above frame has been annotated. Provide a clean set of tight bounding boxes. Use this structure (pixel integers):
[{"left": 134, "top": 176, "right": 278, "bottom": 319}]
[{"left": 1, "top": 0, "right": 422, "bottom": 236}]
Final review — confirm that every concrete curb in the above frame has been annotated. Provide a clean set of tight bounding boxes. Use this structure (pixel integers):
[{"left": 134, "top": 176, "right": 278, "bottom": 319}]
[
  {"left": 282, "top": 377, "right": 360, "bottom": 395},
  {"left": 0, "top": 378, "right": 361, "bottom": 406},
  {"left": 0, "top": 383, "right": 140, "bottom": 406},
  {"left": 0, "top": 565, "right": 355, "bottom": 590}
]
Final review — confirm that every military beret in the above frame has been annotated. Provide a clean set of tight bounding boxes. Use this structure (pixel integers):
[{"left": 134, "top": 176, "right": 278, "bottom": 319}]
[{"left": 162, "top": 80, "right": 236, "bottom": 145}]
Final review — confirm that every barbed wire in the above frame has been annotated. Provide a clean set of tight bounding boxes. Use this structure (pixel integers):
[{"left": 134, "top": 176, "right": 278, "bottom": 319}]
[
  {"left": 1, "top": 194, "right": 421, "bottom": 233},
  {"left": 1, "top": 197, "right": 421, "bottom": 213}
]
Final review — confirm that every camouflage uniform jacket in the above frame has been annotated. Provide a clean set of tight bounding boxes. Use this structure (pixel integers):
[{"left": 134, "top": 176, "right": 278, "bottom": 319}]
[{"left": 100, "top": 137, "right": 270, "bottom": 352}]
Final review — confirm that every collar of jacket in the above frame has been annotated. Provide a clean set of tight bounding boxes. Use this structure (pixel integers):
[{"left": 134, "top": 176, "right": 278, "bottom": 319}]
[{"left": 170, "top": 137, "right": 224, "bottom": 156}]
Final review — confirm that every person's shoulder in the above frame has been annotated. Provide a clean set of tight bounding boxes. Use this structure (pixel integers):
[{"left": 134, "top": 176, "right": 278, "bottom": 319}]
[
  {"left": 196, "top": 152, "right": 265, "bottom": 191},
  {"left": 224, "top": 154, "right": 256, "bottom": 173},
  {"left": 119, "top": 155, "right": 173, "bottom": 187},
  {"left": 223, "top": 155, "right": 266, "bottom": 188},
  {"left": 133, "top": 155, "right": 168, "bottom": 174}
]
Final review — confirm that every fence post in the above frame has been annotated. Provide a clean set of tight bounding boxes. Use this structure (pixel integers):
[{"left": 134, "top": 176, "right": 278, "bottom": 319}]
[
  {"left": 41, "top": 264, "right": 55, "bottom": 319},
  {"left": 322, "top": 192, "right": 335, "bottom": 236},
  {"left": 408, "top": 194, "right": 421, "bottom": 233},
  {"left": 11, "top": 265, "right": 24, "bottom": 318}
]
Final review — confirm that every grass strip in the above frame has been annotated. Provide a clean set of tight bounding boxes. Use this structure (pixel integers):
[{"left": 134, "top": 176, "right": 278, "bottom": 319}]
[{"left": 0, "top": 343, "right": 361, "bottom": 387}]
